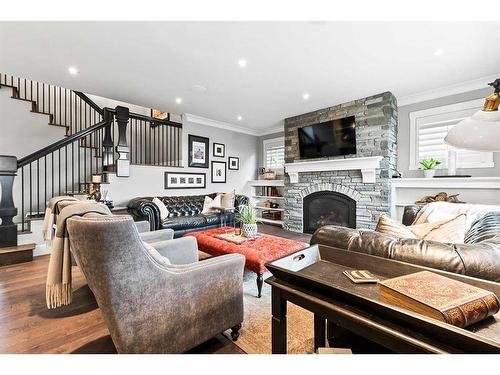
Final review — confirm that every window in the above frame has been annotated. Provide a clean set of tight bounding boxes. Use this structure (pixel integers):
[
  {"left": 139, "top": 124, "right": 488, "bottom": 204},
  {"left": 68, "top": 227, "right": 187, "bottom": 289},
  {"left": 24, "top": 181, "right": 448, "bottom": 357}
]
[
  {"left": 263, "top": 137, "right": 285, "bottom": 170},
  {"left": 409, "top": 99, "right": 494, "bottom": 170}
]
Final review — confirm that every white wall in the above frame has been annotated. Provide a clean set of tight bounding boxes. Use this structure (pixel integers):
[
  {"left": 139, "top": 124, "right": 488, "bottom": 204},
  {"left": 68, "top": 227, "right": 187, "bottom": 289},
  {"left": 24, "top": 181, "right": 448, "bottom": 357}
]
[{"left": 106, "top": 117, "right": 258, "bottom": 206}]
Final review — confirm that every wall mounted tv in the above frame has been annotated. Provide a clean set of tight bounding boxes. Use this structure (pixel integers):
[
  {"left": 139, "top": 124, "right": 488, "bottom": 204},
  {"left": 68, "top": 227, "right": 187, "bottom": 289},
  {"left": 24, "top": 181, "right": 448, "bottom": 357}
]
[{"left": 298, "top": 116, "right": 356, "bottom": 159}]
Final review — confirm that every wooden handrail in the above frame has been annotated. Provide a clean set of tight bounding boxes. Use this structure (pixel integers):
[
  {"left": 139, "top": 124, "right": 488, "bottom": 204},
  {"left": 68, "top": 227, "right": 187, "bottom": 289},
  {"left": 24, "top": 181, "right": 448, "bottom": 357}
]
[
  {"left": 72, "top": 91, "right": 104, "bottom": 115},
  {"left": 17, "top": 117, "right": 109, "bottom": 168},
  {"left": 105, "top": 107, "right": 182, "bottom": 128}
]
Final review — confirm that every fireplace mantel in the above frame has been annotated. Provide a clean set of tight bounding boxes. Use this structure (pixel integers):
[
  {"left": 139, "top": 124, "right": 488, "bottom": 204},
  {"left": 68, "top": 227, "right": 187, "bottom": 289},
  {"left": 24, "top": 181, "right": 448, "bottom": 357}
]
[{"left": 284, "top": 156, "right": 384, "bottom": 184}]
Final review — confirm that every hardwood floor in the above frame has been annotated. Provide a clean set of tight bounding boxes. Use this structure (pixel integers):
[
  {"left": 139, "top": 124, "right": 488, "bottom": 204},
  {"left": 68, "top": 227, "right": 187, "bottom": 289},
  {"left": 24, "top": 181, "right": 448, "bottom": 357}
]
[{"left": 0, "top": 223, "right": 310, "bottom": 354}]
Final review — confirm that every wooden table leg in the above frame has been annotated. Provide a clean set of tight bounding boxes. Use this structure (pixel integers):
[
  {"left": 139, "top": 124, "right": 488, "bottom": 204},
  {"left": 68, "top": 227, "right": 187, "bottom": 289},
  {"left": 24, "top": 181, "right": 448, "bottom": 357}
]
[
  {"left": 314, "top": 315, "right": 326, "bottom": 352},
  {"left": 256, "top": 273, "right": 263, "bottom": 298},
  {"left": 271, "top": 286, "right": 287, "bottom": 354}
]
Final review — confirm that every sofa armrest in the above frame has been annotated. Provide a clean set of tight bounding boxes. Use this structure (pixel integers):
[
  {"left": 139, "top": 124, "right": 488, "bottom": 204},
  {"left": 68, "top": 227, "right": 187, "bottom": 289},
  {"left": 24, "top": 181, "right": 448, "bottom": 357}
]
[
  {"left": 150, "top": 236, "right": 198, "bottom": 265},
  {"left": 311, "top": 225, "right": 500, "bottom": 282},
  {"left": 402, "top": 205, "right": 422, "bottom": 225},
  {"left": 127, "top": 197, "right": 161, "bottom": 231},
  {"left": 140, "top": 228, "right": 175, "bottom": 243}
]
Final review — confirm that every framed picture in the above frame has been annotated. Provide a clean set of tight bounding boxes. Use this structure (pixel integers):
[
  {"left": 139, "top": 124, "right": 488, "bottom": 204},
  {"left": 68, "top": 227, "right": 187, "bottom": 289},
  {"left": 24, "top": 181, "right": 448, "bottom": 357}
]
[
  {"left": 211, "top": 161, "right": 227, "bottom": 183},
  {"left": 228, "top": 156, "right": 239, "bottom": 170},
  {"left": 165, "top": 172, "right": 206, "bottom": 189},
  {"left": 151, "top": 109, "right": 169, "bottom": 120},
  {"left": 188, "top": 134, "right": 209, "bottom": 168},
  {"left": 213, "top": 142, "right": 225, "bottom": 158}
]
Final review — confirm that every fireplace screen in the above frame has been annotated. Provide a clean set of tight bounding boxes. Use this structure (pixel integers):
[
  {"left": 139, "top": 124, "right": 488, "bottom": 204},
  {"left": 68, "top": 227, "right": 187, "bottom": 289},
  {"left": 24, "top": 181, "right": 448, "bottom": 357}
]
[{"left": 303, "top": 191, "right": 356, "bottom": 234}]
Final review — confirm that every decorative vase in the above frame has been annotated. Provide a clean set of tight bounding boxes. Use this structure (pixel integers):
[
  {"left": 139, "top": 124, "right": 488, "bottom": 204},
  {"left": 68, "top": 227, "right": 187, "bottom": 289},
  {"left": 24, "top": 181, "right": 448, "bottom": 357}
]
[
  {"left": 423, "top": 169, "right": 436, "bottom": 178},
  {"left": 241, "top": 223, "right": 258, "bottom": 238}
]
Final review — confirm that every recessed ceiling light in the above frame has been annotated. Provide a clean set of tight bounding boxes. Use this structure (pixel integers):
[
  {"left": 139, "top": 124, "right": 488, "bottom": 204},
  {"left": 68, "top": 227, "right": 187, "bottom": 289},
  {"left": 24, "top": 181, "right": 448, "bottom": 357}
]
[
  {"left": 433, "top": 49, "right": 444, "bottom": 57},
  {"left": 68, "top": 66, "right": 79, "bottom": 75},
  {"left": 175, "top": 97, "right": 182, "bottom": 104},
  {"left": 302, "top": 93, "right": 310, "bottom": 100},
  {"left": 237, "top": 115, "right": 242, "bottom": 121},
  {"left": 238, "top": 58, "right": 247, "bottom": 68}
]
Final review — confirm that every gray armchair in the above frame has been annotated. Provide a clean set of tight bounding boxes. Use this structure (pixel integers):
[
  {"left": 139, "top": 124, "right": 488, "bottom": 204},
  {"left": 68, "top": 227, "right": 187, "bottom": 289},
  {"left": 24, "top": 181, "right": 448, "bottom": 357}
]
[{"left": 67, "top": 215, "right": 245, "bottom": 353}]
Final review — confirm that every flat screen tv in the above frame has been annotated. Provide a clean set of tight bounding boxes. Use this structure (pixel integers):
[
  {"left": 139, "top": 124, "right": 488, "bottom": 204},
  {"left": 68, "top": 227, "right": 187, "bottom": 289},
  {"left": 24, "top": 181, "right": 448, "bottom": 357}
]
[{"left": 298, "top": 116, "right": 356, "bottom": 159}]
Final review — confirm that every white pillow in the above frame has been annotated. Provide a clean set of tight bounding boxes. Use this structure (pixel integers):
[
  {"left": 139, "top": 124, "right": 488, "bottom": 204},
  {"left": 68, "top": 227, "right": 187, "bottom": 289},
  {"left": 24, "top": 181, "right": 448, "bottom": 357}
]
[
  {"left": 152, "top": 197, "right": 169, "bottom": 221},
  {"left": 221, "top": 190, "right": 236, "bottom": 209},
  {"left": 202, "top": 195, "right": 222, "bottom": 214}
]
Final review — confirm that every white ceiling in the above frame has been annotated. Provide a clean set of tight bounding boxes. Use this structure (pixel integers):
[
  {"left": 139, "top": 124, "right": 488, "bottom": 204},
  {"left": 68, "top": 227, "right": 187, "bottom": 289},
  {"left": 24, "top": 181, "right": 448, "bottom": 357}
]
[{"left": 1, "top": 21, "right": 499, "bottom": 134}]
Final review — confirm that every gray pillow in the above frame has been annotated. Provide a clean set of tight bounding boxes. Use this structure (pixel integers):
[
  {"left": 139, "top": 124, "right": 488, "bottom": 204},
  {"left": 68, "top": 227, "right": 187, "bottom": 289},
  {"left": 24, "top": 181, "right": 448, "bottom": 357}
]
[
  {"left": 464, "top": 212, "right": 500, "bottom": 244},
  {"left": 142, "top": 241, "right": 171, "bottom": 266}
]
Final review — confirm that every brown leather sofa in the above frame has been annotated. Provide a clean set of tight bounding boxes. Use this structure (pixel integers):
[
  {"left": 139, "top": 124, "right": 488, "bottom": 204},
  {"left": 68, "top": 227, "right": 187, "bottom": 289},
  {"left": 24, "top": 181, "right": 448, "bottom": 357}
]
[{"left": 311, "top": 205, "right": 500, "bottom": 282}]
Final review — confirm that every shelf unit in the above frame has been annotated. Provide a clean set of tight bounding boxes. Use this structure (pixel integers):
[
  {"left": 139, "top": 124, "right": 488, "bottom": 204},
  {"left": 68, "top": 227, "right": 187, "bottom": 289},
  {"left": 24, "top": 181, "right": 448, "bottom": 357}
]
[{"left": 248, "top": 180, "right": 285, "bottom": 227}]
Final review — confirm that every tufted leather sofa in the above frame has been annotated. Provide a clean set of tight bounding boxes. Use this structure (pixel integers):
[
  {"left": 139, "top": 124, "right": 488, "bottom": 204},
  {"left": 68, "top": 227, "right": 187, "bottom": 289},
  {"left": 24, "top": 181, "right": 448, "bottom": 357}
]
[
  {"left": 127, "top": 193, "right": 249, "bottom": 237},
  {"left": 311, "top": 205, "right": 500, "bottom": 282}
]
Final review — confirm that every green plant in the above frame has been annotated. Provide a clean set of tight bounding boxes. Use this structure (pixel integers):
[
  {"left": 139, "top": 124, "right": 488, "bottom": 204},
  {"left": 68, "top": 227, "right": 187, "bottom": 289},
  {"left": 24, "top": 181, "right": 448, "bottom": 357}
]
[
  {"left": 237, "top": 203, "right": 258, "bottom": 224},
  {"left": 419, "top": 158, "right": 441, "bottom": 170}
]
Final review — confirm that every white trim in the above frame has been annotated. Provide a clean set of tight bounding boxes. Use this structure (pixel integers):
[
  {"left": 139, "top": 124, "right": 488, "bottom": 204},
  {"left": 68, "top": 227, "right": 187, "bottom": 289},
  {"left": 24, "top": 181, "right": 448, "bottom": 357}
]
[
  {"left": 409, "top": 98, "right": 493, "bottom": 170},
  {"left": 183, "top": 113, "right": 283, "bottom": 136},
  {"left": 397, "top": 74, "right": 500, "bottom": 107},
  {"left": 391, "top": 177, "right": 500, "bottom": 189},
  {"left": 285, "top": 156, "right": 383, "bottom": 184}
]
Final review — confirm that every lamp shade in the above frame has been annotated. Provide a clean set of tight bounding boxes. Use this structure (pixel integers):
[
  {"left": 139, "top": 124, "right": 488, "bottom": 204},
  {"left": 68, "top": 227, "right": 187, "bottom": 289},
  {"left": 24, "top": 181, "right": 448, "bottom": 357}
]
[{"left": 444, "top": 109, "right": 500, "bottom": 151}]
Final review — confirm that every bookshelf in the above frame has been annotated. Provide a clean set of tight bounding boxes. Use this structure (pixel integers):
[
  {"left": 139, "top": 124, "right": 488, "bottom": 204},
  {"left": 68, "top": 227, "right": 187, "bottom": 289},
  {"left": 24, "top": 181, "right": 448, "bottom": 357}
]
[{"left": 248, "top": 180, "right": 285, "bottom": 227}]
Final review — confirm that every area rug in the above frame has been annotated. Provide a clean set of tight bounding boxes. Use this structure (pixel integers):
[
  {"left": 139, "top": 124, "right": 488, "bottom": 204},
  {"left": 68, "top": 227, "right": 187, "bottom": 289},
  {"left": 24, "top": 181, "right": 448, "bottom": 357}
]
[{"left": 224, "top": 270, "right": 315, "bottom": 354}]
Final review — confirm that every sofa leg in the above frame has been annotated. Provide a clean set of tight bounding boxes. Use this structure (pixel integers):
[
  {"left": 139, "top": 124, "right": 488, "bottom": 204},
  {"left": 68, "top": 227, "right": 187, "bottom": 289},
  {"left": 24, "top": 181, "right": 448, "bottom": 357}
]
[
  {"left": 256, "top": 273, "right": 263, "bottom": 298},
  {"left": 231, "top": 323, "right": 242, "bottom": 341}
]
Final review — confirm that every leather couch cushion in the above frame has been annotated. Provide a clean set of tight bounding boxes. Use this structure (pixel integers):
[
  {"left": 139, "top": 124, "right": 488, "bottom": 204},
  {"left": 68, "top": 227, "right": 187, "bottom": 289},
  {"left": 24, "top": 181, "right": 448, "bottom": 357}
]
[{"left": 162, "top": 215, "right": 208, "bottom": 231}]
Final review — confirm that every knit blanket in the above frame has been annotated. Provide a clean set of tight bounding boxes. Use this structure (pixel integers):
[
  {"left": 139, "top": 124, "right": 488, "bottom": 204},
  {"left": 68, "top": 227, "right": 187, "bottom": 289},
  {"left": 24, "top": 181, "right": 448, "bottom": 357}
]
[
  {"left": 46, "top": 202, "right": 111, "bottom": 309},
  {"left": 42, "top": 196, "right": 79, "bottom": 243}
]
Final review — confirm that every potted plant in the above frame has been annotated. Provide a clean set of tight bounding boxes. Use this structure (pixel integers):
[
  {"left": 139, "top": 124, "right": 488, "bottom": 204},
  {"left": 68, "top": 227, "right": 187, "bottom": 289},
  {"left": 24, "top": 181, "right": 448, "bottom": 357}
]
[
  {"left": 419, "top": 158, "right": 441, "bottom": 178},
  {"left": 237, "top": 203, "right": 259, "bottom": 238}
]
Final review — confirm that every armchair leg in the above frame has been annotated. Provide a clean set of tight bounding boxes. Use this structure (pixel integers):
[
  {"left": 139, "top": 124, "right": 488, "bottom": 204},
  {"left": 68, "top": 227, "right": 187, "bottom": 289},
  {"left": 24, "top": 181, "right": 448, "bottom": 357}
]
[{"left": 231, "top": 323, "right": 242, "bottom": 341}]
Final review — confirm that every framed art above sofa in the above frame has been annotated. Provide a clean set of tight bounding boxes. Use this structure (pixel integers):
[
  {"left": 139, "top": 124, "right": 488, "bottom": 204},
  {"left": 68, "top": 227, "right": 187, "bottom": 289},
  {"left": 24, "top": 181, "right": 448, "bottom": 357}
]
[
  {"left": 211, "top": 161, "right": 227, "bottom": 183},
  {"left": 165, "top": 172, "right": 206, "bottom": 189},
  {"left": 188, "top": 134, "right": 209, "bottom": 168}
]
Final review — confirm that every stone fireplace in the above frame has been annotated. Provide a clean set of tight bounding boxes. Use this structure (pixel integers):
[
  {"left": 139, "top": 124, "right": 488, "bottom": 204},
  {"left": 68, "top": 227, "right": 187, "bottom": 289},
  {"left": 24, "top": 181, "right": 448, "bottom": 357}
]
[
  {"left": 283, "top": 92, "right": 398, "bottom": 233},
  {"left": 303, "top": 190, "right": 356, "bottom": 234}
]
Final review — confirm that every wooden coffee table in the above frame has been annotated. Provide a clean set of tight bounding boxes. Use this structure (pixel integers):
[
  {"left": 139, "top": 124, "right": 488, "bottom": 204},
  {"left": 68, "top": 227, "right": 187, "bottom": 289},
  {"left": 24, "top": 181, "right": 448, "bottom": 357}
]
[
  {"left": 265, "top": 244, "right": 500, "bottom": 353},
  {"left": 184, "top": 227, "right": 308, "bottom": 297}
]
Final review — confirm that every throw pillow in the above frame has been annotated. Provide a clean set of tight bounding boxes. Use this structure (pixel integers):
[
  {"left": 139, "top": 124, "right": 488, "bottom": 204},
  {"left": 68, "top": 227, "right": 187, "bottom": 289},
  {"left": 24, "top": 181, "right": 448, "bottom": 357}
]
[
  {"left": 152, "top": 197, "right": 170, "bottom": 221},
  {"left": 221, "top": 190, "right": 236, "bottom": 209},
  {"left": 464, "top": 212, "right": 500, "bottom": 244},
  {"left": 410, "top": 214, "right": 466, "bottom": 243},
  {"left": 202, "top": 194, "right": 222, "bottom": 214},
  {"left": 375, "top": 214, "right": 417, "bottom": 239},
  {"left": 142, "top": 242, "right": 171, "bottom": 266}
]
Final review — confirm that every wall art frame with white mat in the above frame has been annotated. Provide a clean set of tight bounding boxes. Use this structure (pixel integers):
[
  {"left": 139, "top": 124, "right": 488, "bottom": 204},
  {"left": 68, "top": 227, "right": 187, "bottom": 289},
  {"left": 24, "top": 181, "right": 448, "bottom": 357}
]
[
  {"left": 188, "top": 134, "right": 209, "bottom": 168},
  {"left": 211, "top": 161, "right": 227, "bottom": 183},
  {"left": 228, "top": 156, "right": 239, "bottom": 170},
  {"left": 213, "top": 142, "right": 226, "bottom": 157},
  {"left": 165, "top": 172, "right": 206, "bottom": 189}
]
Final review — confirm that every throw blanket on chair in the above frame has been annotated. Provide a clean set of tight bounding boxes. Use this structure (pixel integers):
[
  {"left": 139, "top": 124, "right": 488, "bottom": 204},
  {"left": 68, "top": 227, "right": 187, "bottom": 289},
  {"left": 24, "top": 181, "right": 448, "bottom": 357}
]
[
  {"left": 42, "top": 196, "right": 79, "bottom": 243},
  {"left": 46, "top": 202, "right": 111, "bottom": 309}
]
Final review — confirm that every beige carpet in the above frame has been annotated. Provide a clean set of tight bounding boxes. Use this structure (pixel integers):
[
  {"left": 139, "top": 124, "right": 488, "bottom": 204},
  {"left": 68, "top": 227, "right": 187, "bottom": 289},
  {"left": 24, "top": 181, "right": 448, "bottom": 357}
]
[{"left": 225, "top": 270, "right": 315, "bottom": 354}]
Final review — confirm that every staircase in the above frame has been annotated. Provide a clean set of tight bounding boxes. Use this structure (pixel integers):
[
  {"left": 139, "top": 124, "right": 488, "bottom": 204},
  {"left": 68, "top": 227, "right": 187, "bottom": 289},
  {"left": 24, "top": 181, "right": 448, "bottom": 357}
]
[{"left": 0, "top": 73, "right": 183, "bottom": 248}]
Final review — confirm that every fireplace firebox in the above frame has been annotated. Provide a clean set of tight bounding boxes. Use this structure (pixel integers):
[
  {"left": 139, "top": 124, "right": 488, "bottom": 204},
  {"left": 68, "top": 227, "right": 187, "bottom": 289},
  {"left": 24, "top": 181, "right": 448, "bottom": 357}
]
[{"left": 303, "top": 191, "right": 356, "bottom": 234}]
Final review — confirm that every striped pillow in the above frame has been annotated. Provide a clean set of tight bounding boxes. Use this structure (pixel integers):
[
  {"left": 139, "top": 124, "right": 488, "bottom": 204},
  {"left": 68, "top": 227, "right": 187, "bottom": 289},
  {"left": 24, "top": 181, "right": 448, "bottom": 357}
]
[{"left": 465, "top": 212, "right": 500, "bottom": 244}]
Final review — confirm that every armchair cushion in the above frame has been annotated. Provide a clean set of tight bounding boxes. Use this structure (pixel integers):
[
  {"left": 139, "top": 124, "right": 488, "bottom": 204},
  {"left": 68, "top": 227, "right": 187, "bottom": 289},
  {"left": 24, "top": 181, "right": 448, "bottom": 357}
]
[{"left": 150, "top": 236, "right": 199, "bottom": 265}]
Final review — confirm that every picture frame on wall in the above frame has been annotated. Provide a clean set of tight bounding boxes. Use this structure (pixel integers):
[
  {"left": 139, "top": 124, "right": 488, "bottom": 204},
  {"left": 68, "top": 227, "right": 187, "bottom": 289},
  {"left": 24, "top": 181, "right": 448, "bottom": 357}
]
[
  {"left": 188, "top": 134, "right": 209, "bottom": 168},
  {"left": 211, "top": 161, "right": 227, "bottom": 183},
  {"left": 228, "top": 156, "right": 239, "bottom": 170},
  {"left": 165, "top": 172, "right": 206, "bottom": 189},
  {"left": 213, "top": 142, "right": 225, "bottom": 158}
]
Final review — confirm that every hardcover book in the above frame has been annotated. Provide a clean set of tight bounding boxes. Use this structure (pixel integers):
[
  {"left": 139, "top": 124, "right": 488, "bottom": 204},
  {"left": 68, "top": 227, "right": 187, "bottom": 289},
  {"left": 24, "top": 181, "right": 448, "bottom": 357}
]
[
  {"left": 380, "top": 271, "right": 500, "bottom": 328},
  {"left": 343, "top": 270, "right": 379, "bottom": 284}
]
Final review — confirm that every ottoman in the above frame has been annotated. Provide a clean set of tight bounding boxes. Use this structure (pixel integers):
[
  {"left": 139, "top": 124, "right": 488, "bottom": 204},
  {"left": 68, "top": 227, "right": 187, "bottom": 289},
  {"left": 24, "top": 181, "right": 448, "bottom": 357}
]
[{"left": 185, "top": 227, "right": 309, "bottom": 297}]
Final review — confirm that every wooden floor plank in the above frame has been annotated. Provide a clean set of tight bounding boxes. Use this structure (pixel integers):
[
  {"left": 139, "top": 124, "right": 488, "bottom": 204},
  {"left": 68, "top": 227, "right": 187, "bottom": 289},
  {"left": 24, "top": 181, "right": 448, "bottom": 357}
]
[{"left": 0, "top": 224, "right": 310, "bottom": 353}]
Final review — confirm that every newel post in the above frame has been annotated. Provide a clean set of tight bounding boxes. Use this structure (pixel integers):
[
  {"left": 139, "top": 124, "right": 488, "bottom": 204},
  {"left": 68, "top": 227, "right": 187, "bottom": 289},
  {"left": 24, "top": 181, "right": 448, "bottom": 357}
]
[
  {"left": 0, "top": 155, "right": 18, "bottom": 248},
  {"left": 115, "top": 106, "right": 130, "bottom": 177},
  {"left": 102, "top": 108, "right": 114, "bottom": 170}
]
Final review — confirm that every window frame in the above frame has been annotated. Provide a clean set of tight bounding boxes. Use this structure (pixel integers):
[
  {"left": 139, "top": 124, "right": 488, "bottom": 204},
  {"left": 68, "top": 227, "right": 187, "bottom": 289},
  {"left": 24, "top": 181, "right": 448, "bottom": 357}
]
[
  {"left": 263, "top": 136, "right": 285, "bottom": 172},
  {"left": 409, "top": 98, "right": 494, "bottom": 170}
]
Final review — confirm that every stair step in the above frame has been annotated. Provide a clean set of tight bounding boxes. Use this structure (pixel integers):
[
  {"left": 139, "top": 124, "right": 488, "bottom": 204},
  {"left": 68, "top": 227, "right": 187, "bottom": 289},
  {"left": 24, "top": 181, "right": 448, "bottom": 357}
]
[
  {"left": 47, "top": 122, "right": 70, "bottom": 130},
  {"left": 0, "top": 243, "right": 35, "bottom": 266}
]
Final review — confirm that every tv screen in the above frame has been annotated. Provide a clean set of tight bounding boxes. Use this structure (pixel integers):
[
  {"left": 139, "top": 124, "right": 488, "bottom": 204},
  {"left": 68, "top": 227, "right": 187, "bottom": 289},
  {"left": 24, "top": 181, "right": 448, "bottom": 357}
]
[{"left": 298, "top": 116, "right": 356, "bottom": 159}]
